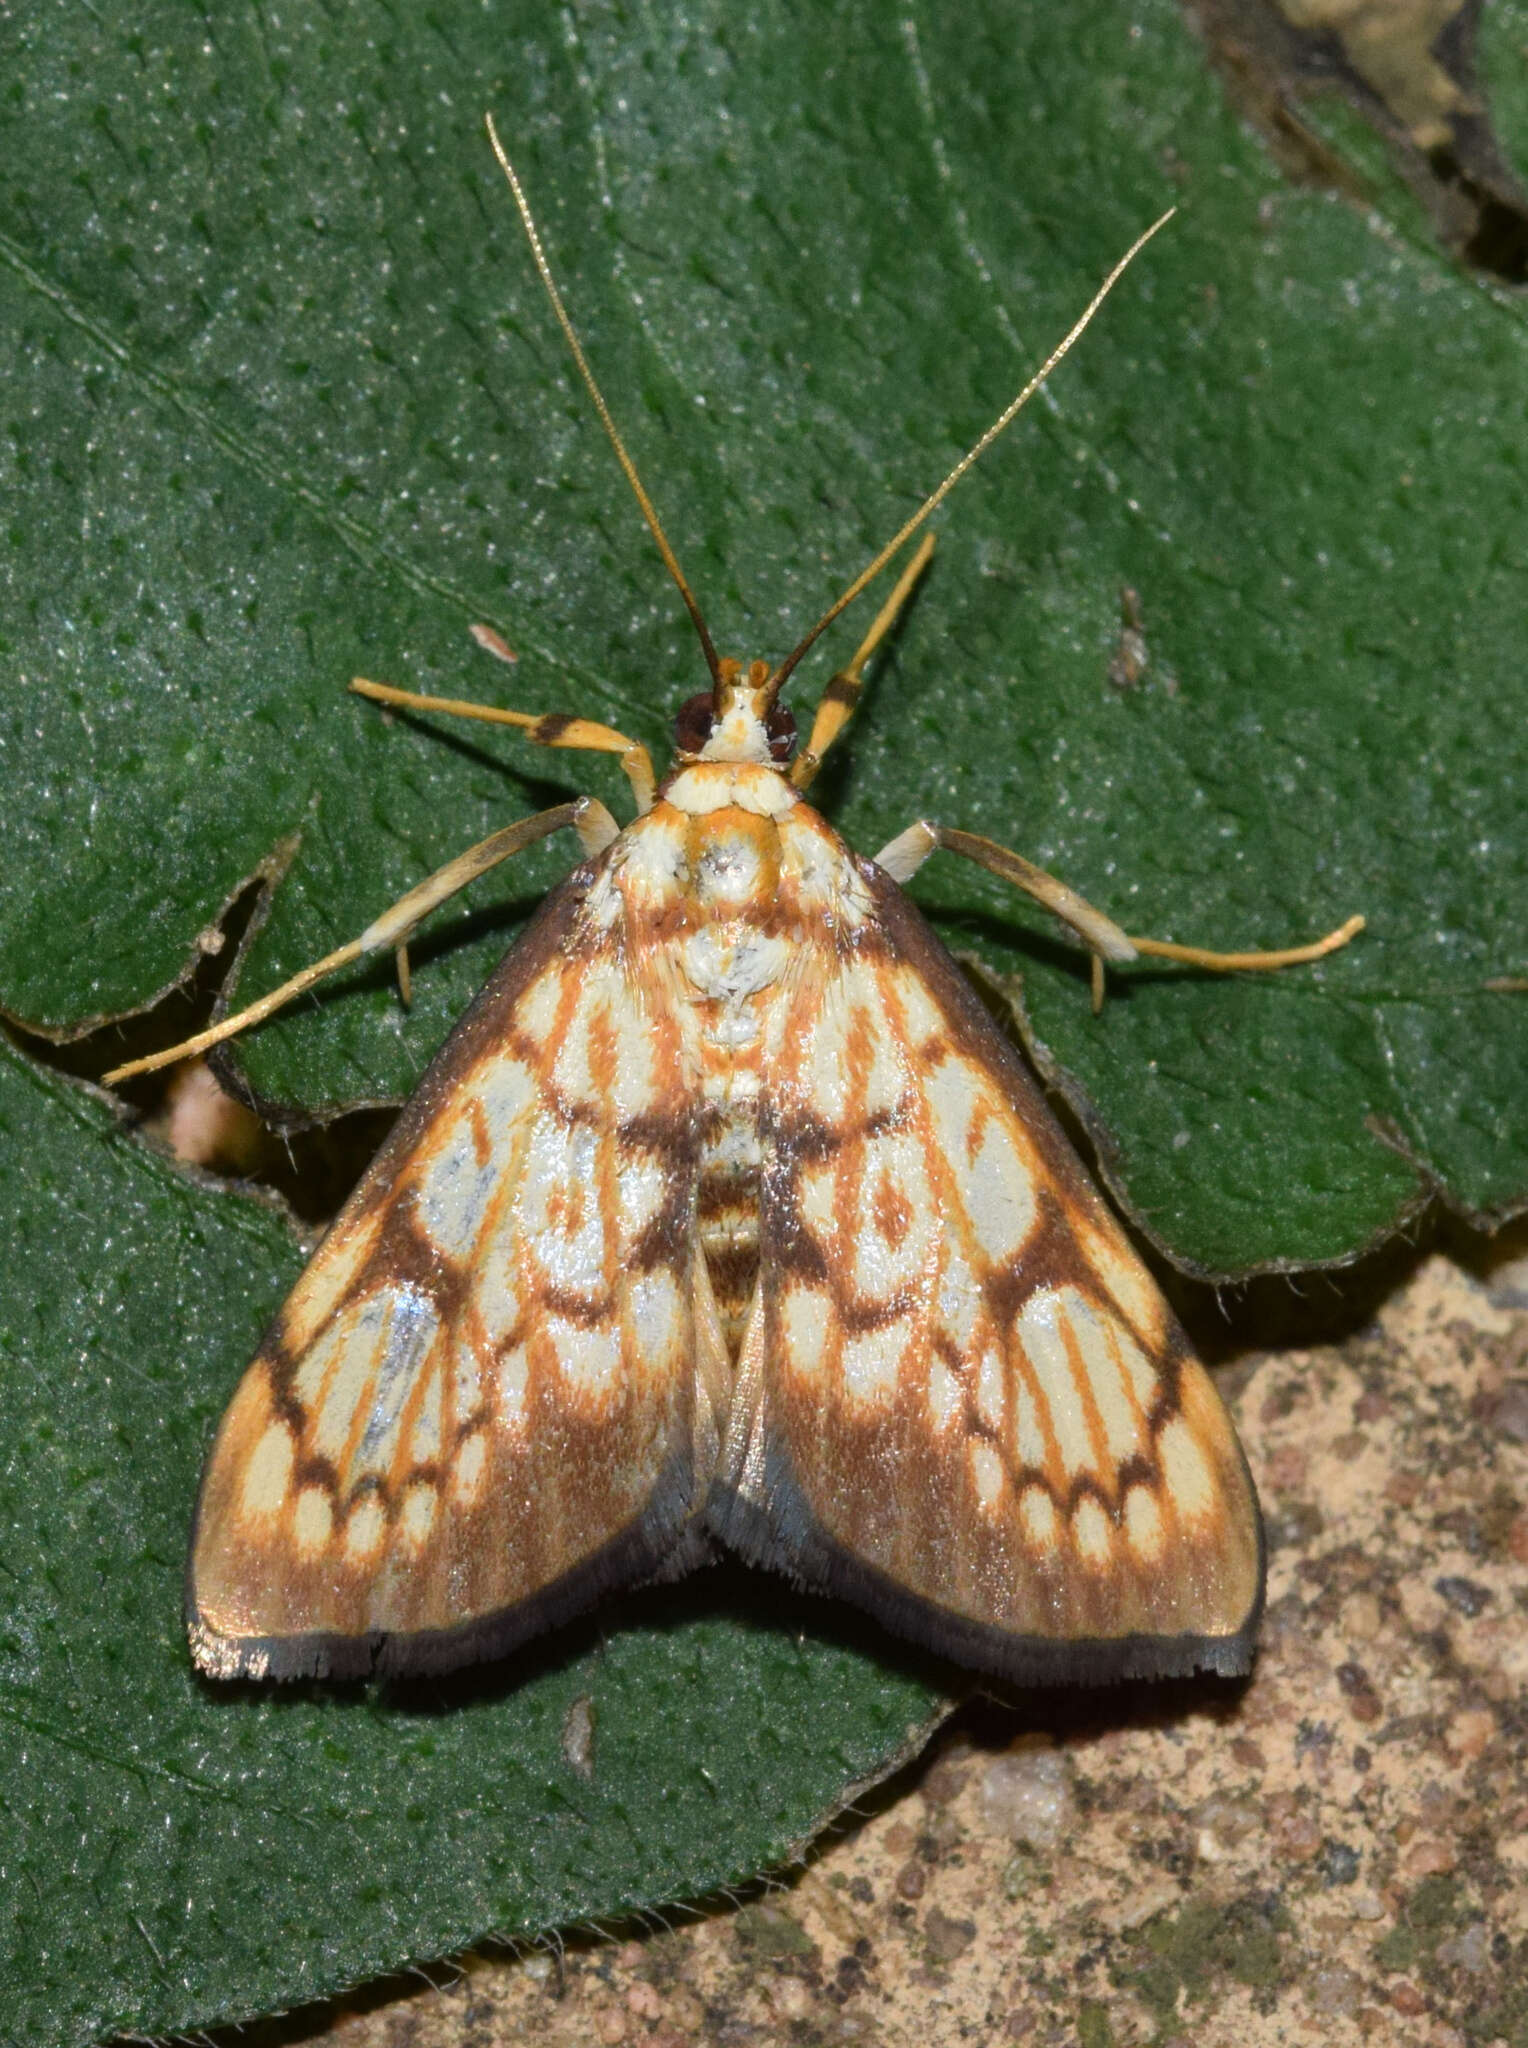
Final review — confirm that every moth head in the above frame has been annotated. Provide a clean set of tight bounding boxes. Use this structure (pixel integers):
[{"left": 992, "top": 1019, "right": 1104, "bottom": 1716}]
[{"left": 673, "top": 658, "right": 797, "bottom": 767}]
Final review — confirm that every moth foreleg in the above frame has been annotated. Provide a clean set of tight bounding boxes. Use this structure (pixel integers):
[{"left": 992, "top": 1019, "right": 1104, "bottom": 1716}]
[
  {"left": 351, "top": 672, "right": 658, "bottom": 814},
  {"left": 791, "top": 533, "right": 936, "bottom": 791}
]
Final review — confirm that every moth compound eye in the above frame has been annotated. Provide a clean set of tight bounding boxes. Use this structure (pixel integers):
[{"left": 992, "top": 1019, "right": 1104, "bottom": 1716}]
[
  {"left": 673, "top": 691, "right": 717, "bottom": 755},
  {"left": 764, "top": 702, "right": 798, "bottom": 763}
]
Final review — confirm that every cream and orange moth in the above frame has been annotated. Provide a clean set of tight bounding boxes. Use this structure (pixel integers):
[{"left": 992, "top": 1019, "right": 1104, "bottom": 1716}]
[{"left": 107, "top": 119, "right": 1362, "bottom": 1686}]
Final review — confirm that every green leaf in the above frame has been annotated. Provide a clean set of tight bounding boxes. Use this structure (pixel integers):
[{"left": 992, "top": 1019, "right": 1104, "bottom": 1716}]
[
  {"left": 6, "top": 3, "right": 1526, "bottom": 1269},
  {"left": 3, "top": 0, "right": 1527, "bottom": 2037},
  {"left": 0, "top": 1041, "right": 944, "bottom": 2045}
]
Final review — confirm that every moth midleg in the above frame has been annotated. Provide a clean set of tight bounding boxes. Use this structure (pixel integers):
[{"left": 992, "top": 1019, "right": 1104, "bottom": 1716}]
[
  {"left": 791, "top": 532, "right": 936, "bottom": 791},
  {"left": 101, "top": 797, "right": 611, "bottom": 1085},
  {"left": 350, "top": 676, "right": 658, "bottom": 813},
  {"left": 874, "top": 818, "right": 1364, "bottom": 1011}
]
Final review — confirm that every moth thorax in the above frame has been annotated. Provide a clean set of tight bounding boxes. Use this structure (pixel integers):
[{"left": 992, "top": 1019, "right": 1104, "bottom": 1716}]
[{"left": 673, "top": 657, "right": 796, "bottom": 767}]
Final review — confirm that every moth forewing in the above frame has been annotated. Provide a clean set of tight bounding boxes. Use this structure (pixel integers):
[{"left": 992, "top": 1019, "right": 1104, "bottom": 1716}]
[
  {"left": 188, "top": 864, "right": 722, "bottom": 1680},
  {"left": 704, "top": 821, "right": 1262, "bottom": 1686}
]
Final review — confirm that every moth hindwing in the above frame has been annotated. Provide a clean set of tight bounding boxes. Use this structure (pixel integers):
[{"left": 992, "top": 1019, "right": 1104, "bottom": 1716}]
[{"left": 163, "top": 130, "right": 1360, "bottom": 1683}]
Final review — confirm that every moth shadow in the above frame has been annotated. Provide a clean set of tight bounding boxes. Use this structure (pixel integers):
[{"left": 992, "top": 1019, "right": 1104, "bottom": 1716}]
[
  {"left": 933, "top": 906, "right": 1096, "bottom": 992},
  {"left": 374, "top": 1560, "right": 959, "bottom": 1719},
  {"left": 974, "top": 1660, "right": 1253, "bottom": 1735},
  {"left": 396, "top": 891, "right": 558, "bottom": 976},
  {"left": 813, "top": 1657, "right": 1258, "bottom": 1868},
  {"left": 204, "top": 1559, "right": 1248, "bottom": 1734},
  {"left": 363, "top": 696, "right": 599, "bottom": 806},
  {"left": 192, "top": 1564, "right": 965, "bottom": 1720}
]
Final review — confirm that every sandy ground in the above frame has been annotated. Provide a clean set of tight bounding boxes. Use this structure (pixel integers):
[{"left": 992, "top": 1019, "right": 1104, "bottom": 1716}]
[{"left": 237, "top": 1236, "right": 1528, "bottom": 2048}]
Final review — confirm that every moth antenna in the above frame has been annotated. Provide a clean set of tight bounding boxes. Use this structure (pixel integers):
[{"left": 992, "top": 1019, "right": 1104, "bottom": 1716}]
[
  {"left": 766, "top": 207, "right": 1176, "bottom": 704},
  {"left": 485, "top": 112, "right": 723, "bottom": 688}
]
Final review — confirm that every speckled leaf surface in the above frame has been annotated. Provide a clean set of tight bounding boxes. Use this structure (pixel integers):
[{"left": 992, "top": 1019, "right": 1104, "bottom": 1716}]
[
  {"left": 0, "top": 1041, "right": 945, "bottom": 2046},
  {"left": 2, "top": 0, "right": 1527, "bottom": 2040}
]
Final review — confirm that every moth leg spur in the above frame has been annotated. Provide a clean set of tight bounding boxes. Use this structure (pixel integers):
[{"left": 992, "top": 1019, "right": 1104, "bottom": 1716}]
[
  {"left": 101, "top": 797, "right": 614, "bottom": 1086},
  {"left": 874, "top": 819, "right": 1364, "bottom": 1011}
]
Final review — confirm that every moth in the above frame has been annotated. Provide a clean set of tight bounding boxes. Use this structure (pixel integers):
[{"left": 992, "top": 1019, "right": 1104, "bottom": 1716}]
[{"left": 108, "top": 120, "right": 1361, "bottom": 1685}]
